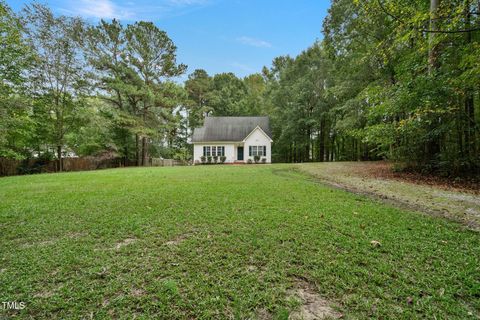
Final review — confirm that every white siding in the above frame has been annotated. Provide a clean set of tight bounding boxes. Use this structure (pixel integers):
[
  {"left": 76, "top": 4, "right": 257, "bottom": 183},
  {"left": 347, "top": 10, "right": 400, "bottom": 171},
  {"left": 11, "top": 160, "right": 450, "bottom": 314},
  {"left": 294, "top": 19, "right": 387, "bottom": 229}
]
[
  {"left": 244, "top": 128, "right": 272, "bottom": 163},
  {"left": 193, "top": 143, "right": 236, "bottom": 163},
  {"left": 193, "top": 128, "right": 272, "bottom": 164}
]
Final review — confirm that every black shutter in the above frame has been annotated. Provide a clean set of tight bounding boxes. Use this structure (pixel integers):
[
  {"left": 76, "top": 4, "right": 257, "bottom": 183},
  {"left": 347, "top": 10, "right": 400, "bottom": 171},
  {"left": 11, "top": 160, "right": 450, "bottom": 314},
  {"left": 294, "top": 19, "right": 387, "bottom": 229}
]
[
  {"left": 203, "top": 146, "right": 206, "bottom": 156},
  {"left": 263, "top": 146, "right": 266, "bottom": 156},
  {"left": 249, "top": 146, "right": 252, "bottom": 156}
]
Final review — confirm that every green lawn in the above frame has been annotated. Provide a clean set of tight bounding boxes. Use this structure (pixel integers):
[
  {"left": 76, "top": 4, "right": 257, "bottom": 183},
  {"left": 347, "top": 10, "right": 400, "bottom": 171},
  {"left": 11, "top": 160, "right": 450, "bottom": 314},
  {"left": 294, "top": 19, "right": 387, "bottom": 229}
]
[{"left": 0, "top": 165, "right": 479, "bottom": 319}]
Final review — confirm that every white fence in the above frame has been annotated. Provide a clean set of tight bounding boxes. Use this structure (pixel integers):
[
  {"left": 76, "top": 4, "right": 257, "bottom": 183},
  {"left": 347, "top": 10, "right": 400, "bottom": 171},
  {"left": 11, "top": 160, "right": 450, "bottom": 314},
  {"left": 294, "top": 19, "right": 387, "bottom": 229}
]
[{"left": 150, "top": 158, "right": 188, "bottom": 167}]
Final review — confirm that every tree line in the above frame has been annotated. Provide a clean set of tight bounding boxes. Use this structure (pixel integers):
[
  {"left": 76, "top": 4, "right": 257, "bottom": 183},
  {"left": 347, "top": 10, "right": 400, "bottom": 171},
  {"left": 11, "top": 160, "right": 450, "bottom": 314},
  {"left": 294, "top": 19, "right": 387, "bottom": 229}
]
[
  {"left": 1, "top": 1, "right": 479, "bottom": 175},
  {"left": 186, "top": 0, "right": 480, "bottom": 175},
  {"left": 319, "top": 0, "right": 480, "bottom": 175},
  {"left": 1, "top": 2, "right": 187, "bottom": 170}
]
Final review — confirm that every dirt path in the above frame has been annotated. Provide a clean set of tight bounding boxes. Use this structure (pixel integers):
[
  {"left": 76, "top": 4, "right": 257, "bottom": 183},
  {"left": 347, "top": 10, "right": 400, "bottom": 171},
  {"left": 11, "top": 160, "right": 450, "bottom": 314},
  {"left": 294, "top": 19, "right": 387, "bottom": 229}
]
[{"left": 294, "top": 162, "right": 480, "bottom": 231}]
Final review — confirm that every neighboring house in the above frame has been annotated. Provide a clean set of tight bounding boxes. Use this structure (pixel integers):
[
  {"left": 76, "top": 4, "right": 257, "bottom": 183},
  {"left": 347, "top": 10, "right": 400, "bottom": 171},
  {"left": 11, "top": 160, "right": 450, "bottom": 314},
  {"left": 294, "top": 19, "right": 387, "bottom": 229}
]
[{"left": 192, "top": 116, "right": 273, "bottom": 164}]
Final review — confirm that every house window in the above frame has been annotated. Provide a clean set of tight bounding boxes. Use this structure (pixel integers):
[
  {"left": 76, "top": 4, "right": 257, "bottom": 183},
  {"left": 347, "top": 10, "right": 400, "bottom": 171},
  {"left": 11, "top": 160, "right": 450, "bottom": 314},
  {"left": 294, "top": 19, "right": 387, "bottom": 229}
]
[
  {"left": 203, "top": 146, "right": 211, "bottom": 157},
  {"left": 249, "top": 146, "right": 267, "bottom": 157},
  {"left": 203, "top": 146, "right": 225, "bottom": 157}
]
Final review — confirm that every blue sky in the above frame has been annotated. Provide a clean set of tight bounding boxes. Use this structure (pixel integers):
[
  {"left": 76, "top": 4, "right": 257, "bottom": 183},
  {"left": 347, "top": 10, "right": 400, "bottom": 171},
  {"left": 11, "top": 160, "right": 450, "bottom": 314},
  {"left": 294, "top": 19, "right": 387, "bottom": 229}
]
[{"left": 7, "top": 0, "right": 330, "bottom": 79}]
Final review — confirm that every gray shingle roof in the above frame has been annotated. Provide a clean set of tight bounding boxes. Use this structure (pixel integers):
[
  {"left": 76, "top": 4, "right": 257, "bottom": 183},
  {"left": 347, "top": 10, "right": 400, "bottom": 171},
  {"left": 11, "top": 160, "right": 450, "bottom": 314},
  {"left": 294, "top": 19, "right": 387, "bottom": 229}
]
[{"left": 192, "top": 116, "right": 272, "bottom": 142}]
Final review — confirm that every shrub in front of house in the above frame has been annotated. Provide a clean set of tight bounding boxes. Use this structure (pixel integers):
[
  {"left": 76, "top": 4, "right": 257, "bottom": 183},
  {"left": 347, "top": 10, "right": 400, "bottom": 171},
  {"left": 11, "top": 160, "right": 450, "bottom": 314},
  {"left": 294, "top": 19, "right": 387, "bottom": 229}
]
[
  {"left": 207, "top": 156, "right": 212, "bottom": 164},
  {"left": 247, "top": 159, "right": 253, "bottom": 164},
  {"left": 253, "top": 155, "right": 260, "bottom": 164},
  {"left": 200, "top": 156, "right": 206, "bottom": 164},
  {"left": 213, "top": 156, "right": 218, "bottom": 164},
  {"left": 220, "top": 156, "right": 226, "bottom": 163},
  {"left": 261, "top": 158, "right": 267, "bottom": 164}
]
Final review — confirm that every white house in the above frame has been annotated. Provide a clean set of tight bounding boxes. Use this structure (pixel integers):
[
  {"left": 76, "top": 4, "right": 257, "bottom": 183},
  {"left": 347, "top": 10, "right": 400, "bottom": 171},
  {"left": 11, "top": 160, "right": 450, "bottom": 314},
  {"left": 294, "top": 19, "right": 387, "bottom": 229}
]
[{"left": 192, "top": 116, "right": 273, "bottom": 164}]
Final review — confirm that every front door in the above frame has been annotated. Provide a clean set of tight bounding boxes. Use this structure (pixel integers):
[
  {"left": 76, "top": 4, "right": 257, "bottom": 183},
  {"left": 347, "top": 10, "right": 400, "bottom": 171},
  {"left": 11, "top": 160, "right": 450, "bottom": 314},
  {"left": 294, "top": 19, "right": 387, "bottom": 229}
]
[{"left": 237, "top": 147, "right": 244, "bottom": 161}]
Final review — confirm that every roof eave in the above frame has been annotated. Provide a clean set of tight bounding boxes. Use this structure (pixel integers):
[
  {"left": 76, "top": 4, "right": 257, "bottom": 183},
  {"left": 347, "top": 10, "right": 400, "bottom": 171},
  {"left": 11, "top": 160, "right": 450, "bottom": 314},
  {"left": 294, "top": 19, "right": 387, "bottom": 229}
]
[{"left": 191, "top": 141, "right": 243, "bottom": 144}]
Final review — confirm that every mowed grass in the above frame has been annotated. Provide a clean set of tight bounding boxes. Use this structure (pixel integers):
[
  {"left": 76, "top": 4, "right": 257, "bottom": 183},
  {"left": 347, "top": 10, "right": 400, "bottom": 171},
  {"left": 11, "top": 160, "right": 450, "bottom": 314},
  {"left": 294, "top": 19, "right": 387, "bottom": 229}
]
[{"left": 0, "top": 165, "right": 479, "bottom": 319}]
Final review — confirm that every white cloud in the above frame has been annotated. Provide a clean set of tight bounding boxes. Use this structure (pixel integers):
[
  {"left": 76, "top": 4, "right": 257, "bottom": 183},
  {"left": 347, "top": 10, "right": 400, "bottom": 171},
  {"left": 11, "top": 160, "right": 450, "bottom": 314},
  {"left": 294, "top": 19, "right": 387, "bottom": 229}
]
[
  {"left": 236, "top": 36, "right": 272, "bottom": 48},
  {"left": 60, "top": 0, "right": 136, "bottom": 20},
  {"left": 59, "top": 0, "right": 211, "bottom": 20}
]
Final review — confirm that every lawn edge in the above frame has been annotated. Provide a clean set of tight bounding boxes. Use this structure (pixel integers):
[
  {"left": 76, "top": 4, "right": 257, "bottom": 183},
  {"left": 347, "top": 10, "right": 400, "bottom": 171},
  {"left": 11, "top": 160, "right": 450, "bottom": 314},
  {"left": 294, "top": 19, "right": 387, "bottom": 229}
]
[{"left": 279, "top": 166, "right": 480, "bottom": 232}]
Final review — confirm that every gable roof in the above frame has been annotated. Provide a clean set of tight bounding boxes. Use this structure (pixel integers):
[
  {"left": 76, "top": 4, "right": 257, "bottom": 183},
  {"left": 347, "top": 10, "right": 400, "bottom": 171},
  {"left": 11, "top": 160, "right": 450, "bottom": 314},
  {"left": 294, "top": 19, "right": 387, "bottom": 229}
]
[
  {"left": 242, "top": 126, "right": 273, "bottom": 143},
  {"left": 192, "top": 116, "right": 272, "bottom": 142}
]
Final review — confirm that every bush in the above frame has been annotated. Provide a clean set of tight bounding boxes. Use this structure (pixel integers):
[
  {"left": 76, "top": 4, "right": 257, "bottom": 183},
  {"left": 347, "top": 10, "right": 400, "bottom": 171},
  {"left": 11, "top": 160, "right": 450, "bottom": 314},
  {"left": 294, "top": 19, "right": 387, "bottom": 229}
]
[
  {"left": 173, "top": 149, "right": 191, "bottom": 162},
  {"left": 261, "top": 158, "right": 267, "bottom": 164},
  {"left": 247, "top": 159, "right": 253, "bottom": 164},
  {"left": 253, "top": 155, "right": 260, "bottom": 164},
  {"left": 17, "top": 153, "right": 53, "bottom": 175},
  {"left": 213, "top": 156, "right": 218, "bottom": 164},
  {"left": 220, "top": 156, "right": 226, "bottom": 163},
  {"left": 200, "top": 156, "right": 206, "bottom": 164},
  {"left": 207, "top": 156, "right": 212, "bottom": 164}
]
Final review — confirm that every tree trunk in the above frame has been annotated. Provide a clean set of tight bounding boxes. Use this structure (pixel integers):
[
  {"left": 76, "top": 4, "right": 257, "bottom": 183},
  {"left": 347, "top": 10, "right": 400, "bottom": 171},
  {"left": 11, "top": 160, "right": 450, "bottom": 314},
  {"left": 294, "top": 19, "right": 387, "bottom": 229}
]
[
  {"left": 319, "top": 117, "right": 326, "bottom": 162},
  {"left": 140, "top": 108, "right": 149, "bottom": 166},
  {"left": 305, "top": 127, "right": 311, "bottom": 162},
  {"left": 341, "top": 137, "right": 345, "bottom": 161},
  {"left": 352, "top": 138, "right": 356, "bottom": 161},
  {"left": 54, "top": 101, "right": 64, "bottom": 172},
  {"left": 135, "top": 134, "right": 141, "bottom": 166},
  {"left": 357, "top": 139, "right": 361, "bottom": 161},
  {"left": 330, "top": 135, "right": 336, "bottom": 161},
  {"left": 464, "top": 89, "right": 475, "bottom": 159},
  {"left": 124, "top": 145, "right": 128, "bottom": 167},
  {"left": 141, "top": 137, "right": 148, "bottom": 166},
  {"left": 324, "top": 120, "right": 330, "bottom": 162},
  {"left": 57, "top": 145, "right": 63, "bottom": 172}
]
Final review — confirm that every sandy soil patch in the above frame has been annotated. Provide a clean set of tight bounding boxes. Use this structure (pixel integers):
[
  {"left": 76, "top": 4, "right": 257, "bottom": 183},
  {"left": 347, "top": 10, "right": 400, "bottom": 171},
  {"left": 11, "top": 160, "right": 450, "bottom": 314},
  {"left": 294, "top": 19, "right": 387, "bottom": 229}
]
[
  {"left": 164, "top": 234, "right": 188, "bottom": 246},
  {"left": 288, "top": 279, "right": 342, "bottom": 320},
  {"left": 114, "top": 238, "right": 137, "bottom": 250}
]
